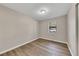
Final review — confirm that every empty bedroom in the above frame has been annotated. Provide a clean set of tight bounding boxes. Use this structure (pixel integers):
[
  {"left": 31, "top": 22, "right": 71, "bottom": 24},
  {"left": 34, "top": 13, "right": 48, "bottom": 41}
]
[{"left": 0, "top": 3, "right": 78, "bottom": 56}]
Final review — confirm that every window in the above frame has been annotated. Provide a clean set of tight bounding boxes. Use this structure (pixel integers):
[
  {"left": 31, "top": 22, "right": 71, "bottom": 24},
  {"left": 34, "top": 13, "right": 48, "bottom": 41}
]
[{"left": 48, "top": 22, "right": 57, "bottom": 32}]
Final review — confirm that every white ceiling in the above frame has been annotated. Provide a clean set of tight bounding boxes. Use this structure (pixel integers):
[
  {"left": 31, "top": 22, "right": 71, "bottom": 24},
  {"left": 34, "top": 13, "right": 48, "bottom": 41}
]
[{"left": 1, "top": 3, "right": 72, "bottom": 20}]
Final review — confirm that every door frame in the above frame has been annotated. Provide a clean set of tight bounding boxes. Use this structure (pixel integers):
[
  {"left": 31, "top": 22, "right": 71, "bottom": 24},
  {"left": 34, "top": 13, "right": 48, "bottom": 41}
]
[{"left": 76, "top": 3, "right": 79, "bottom": 56}]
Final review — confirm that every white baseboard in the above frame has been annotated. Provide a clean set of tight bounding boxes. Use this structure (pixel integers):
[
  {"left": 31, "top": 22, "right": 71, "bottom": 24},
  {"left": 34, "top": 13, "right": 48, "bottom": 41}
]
[
  {"left": 39, "top": 37, "right": 67, "bottom": 44},
  {"left": 66, "top": 43, "right": 73, "bottom": 56},
  {"left": 0, "top": 38, "right": 38, "bottom": 55}
]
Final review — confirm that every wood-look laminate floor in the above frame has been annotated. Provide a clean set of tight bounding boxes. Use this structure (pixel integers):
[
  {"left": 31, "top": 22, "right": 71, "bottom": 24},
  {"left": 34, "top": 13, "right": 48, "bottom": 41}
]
[{"left": 0, "top": 39, "right": 71, "bottom": 56}]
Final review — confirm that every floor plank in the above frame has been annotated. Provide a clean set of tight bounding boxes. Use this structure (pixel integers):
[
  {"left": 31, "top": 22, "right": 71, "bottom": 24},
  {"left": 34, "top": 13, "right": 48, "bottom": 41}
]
[{"left": 0, "top": 39, "right": 71, "bottom": 56}]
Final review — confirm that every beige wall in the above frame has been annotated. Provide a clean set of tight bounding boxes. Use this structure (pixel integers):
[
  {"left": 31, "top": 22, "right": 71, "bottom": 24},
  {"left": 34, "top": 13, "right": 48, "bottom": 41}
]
[
  {"left": 67, "top": 4, "right": 77, "bottom": 56},
  {"left": 39, "top": 16, "right": 67, "bottom": 43},
  {"left": 0, "top": 5, "right": 38, "bottom": 53}
]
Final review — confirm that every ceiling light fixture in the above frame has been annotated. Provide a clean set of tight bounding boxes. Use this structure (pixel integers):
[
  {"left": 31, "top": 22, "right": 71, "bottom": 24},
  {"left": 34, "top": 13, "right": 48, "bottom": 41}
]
[
  {"left": 37, "top": 8, "right": 48, "bottom": 15},
  {"left": 39, "top": 9, "right": 47, "bottom": 15},
  {"left": 40, "top": 9, "right": 46, "bottom": 14}
]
